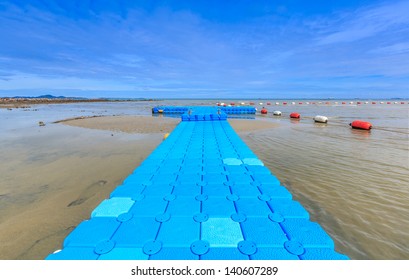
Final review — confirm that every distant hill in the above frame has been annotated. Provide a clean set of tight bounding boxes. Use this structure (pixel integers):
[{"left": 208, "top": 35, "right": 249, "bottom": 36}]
[{"left": 11, "top": 95, "right": 88, "bottom": 100}]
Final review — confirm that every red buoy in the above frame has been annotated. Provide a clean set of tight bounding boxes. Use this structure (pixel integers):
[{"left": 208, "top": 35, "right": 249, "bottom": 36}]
[
  {"left": 350, "top": 120, "right": 372, "bottom": 130},
  {"left": 266, "top": 102, "right": 271, "bottom": 105},
  {"left": 290, "top": 112, "right": 300, "bottom": 119},
  {"left": 260, "top": 108, "right": 268, "bottom": 114}
]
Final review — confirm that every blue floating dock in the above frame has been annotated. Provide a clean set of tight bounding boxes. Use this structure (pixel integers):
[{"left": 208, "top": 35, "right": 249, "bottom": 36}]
[{"left": 47, "top": 106, "right": 348, "bottom": 260}]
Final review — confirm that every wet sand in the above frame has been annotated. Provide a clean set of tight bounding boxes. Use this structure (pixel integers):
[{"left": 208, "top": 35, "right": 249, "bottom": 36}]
[
  {"left": 60, "top": 115, "right": 280, "bottom": 134},
  {"left": 0, "top": 115, "right": 277, "bottom": 259},
  {"left": 60, "top": 115, "right": 181, "bottom": 134}
]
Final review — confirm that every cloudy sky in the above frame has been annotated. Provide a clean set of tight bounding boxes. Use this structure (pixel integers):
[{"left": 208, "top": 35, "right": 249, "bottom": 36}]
[{"left": 0, "top": 0, "right": 408, "bottom": 98}]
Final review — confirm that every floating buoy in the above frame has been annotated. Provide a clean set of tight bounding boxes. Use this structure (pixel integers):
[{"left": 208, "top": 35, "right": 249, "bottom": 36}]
[
  {"left": 158, "top": 109, "right": 164, "bottom": 113},
  {"left": 266, "top": 102, "right": 271, "bottom": 105},
  {"left": 273, "top": 110, "right": 282, "bottom": 116},
  {"left": 230, "top": 102, "right": 235, "bottom": 105},
  {"left": 283, "top": 102, "right": 287, "bottom": 105},
  {"left": 260, "top": 108, "right": 268, "bottom": 114},
  {"left": 290, "top": 112, "right": 300, "bottom": 119},
  {"left": 249, "top": 102, "right": 255, "bottom": 105},
  {"left": 350, "top": 120, "right": 372, "bottom": 130},
  {"left": 163, "top": 133, "right": 170, "bottom": 140},
  {"left": 313, "top": 115, "right": 328, "bottom": 123}
]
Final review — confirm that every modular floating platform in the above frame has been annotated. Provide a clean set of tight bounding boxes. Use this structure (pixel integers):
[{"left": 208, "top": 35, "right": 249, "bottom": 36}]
[{"left": 47, "top": 106, "right": 348, "bottom": 260}]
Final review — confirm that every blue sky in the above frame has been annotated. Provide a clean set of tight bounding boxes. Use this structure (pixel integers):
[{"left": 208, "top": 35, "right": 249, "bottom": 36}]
[{"left": 0, "top": 0, "right": 408, "bottom": 99}]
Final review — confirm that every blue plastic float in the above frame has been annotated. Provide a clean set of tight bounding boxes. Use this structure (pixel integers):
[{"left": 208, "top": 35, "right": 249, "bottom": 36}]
[{"left": 47, "top": 106, "right": 348, "bottom": 260}]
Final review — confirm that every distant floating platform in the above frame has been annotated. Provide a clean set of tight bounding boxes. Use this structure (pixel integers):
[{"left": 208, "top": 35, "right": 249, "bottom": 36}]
[{"left": 152, "top": 106, "right": 257, "bottom": 116}]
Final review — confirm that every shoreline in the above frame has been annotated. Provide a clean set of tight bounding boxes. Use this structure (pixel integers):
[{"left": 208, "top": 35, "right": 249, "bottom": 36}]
[{"left": 0, "top": 98, "right": 158, "bottom": 109}]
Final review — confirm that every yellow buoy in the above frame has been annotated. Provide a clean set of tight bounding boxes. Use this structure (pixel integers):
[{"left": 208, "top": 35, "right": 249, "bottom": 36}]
[
  {"left": 158, "top": 109, "right": 164, "bottom": 113},
  {"left": 163, "top": 133, "right": 170, "bottom": 140}
]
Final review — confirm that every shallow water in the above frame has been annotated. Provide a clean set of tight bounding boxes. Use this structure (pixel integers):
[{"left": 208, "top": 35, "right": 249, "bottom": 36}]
[{"left": 0, "top": 100, "right": 408, "bottom": 259}]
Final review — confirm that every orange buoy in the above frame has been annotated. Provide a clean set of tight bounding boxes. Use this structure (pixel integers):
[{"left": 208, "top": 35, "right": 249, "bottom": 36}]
[
  {"left": 290, "top": 112, "right": 300, "bottom": 119},
  {"left": 350, "top": 120, "right": 372, "bottom": 130},
  {"left": 260, "top": 108, "right": 268, "bottom": 114}
]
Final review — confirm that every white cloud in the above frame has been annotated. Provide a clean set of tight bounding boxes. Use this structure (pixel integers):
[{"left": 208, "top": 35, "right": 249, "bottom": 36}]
[{"left": 318, "top": 1, "right": 409, "bottom": 45}]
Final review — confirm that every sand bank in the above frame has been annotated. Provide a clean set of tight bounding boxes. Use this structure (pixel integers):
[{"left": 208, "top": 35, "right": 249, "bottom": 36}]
[
  {"left": 57, "top": 115, "right": 279, "bottom": 134},
  {"left": 59, "top": 115, "right": 180, "bottom": 134}
]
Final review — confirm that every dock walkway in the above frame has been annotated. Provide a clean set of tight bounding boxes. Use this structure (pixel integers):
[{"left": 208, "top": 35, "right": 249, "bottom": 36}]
[{"left": 47, "top": 106, "right": 348, "bottom": 260}]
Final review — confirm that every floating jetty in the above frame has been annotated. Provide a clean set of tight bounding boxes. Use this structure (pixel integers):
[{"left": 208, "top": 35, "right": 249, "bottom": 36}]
[
  {"left": 47, "top": 106, "right": 348, "bottom": 260},
  {"left": 152, "top": 105, "right": 257, "bottom": 115}
]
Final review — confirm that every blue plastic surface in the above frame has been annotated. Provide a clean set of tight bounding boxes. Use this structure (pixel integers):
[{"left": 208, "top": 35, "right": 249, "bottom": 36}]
[
  {"left": 46, "top": 106, "right": 349, "bottom": 260},
  {"left": 91, "top": 197, "right": 135, "bottom": 218},
  {"left": 201, "top": 218, "right": 243, "bottom": 247}
]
